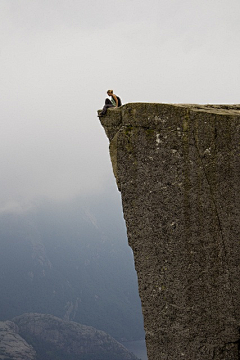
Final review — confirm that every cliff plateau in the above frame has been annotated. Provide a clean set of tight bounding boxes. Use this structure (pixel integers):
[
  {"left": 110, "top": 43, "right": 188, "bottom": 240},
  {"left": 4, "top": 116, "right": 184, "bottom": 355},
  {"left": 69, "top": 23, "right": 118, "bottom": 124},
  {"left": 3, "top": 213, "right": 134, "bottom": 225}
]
[{"left": 99, "top": 103, "right": 240, "bottom": 360}]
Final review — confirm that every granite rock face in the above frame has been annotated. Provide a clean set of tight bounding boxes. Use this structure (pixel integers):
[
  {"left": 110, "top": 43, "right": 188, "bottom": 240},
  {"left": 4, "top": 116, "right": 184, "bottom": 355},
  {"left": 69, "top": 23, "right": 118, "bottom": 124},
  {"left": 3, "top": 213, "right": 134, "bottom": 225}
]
[{"left": 99, "top": 103, "right": 240, "bottom": 360}]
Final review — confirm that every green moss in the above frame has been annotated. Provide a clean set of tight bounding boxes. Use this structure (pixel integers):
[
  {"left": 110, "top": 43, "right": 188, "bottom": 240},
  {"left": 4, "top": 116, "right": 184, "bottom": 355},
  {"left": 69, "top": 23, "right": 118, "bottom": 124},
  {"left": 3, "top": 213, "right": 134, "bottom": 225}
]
[
  {"left": 124, "top": 126, "right": 134, "bottom": 154},
  {"left": 124, "top": 126, "right": 133, "bottom": 153},
  {"left": 125, "top": 125, "right": 133, "bottom": 136},
  {"left": 123, "top": 126, "right": 138, "bottom": 177},
  {"left": 146, "top": 128, "right": 155, "bottom": 139}
]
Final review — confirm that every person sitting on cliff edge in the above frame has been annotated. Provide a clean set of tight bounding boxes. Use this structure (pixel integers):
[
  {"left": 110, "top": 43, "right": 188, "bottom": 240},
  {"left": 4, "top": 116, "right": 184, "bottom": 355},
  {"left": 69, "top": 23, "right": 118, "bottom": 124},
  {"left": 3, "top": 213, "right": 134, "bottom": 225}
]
[{"left": 99, "top": 90, "right": 122, "bottom": 116}]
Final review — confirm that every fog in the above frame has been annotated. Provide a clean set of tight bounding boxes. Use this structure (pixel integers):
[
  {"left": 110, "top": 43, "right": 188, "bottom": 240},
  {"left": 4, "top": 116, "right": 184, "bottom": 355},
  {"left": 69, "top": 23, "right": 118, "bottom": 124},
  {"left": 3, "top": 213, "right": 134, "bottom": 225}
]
[{"left": 0, "top": 0, "right": 239, "bottom": 211}]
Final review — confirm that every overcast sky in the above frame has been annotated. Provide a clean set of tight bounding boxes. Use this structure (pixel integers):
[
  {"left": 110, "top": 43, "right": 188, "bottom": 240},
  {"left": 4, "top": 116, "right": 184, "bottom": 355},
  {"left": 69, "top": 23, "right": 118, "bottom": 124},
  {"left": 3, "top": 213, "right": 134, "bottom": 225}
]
[{"left": 0, "top": 0, "right": 239, "bottom": 213}]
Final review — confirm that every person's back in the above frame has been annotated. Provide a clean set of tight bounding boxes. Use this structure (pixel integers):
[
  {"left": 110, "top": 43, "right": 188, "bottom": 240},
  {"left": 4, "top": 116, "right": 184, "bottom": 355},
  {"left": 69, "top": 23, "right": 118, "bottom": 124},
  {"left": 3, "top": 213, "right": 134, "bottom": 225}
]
[{"left": 116, "top": 96, "right": 122, "bottom": 107}]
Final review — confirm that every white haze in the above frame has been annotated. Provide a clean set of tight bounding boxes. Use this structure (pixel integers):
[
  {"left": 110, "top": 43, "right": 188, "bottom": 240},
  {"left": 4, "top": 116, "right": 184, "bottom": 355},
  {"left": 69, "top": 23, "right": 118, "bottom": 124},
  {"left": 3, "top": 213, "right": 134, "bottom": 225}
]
[{"left": 0, "top": 0, "right": 239, "bottom": 211}]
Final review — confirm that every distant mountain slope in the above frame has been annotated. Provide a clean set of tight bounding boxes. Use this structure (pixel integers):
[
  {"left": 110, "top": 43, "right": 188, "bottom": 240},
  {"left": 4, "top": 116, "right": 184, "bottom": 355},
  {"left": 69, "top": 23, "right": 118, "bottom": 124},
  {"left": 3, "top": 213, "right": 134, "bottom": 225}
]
[
  {"left": 0, "top": 320, "right": 36, "bottom": 360},
  {"left": 0, "top": 313, "right": 139, "bottom": 360},
  {"left": 0, "top": 194, "right": 144, "bottom": 341}
]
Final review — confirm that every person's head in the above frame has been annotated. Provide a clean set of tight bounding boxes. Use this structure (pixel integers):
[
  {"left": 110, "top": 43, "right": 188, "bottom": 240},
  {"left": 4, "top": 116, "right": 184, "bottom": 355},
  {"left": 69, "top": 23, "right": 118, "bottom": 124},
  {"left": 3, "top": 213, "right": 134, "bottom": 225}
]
[{"left": 107, "top": 90, "right": 113, "bottom": 96}]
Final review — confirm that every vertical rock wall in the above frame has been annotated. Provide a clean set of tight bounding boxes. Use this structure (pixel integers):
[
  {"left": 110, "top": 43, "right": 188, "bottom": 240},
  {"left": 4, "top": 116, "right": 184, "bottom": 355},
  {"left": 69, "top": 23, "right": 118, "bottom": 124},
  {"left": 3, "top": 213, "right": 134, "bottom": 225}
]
[{"left": 99, "top": 103, "right": 240, "bottom": 360}]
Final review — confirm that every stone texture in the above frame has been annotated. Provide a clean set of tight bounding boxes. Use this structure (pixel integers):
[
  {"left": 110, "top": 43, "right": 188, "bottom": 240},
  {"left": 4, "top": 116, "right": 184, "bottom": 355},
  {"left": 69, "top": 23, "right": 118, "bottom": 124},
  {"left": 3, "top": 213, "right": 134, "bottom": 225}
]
[
  {"left": 99, "top": 103, "right": 240, "bottom": 360},
  {"left": 0, "top": 321, "right": 36, "bottom": 360}
]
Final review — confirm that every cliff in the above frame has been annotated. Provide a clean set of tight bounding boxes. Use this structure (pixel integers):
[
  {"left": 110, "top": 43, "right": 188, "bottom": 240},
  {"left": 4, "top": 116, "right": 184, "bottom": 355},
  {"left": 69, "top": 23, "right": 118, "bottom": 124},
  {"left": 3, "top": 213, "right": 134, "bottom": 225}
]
[{"left": 99, "top": 103, "right": 240, "bottom": 360}]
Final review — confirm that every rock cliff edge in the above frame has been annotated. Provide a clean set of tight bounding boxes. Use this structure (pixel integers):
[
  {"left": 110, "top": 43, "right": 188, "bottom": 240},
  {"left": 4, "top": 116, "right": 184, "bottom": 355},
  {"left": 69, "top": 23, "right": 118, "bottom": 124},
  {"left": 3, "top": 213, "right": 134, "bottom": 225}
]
[{"left": 99, "top": 103, "right": 240, "bottom": 360}]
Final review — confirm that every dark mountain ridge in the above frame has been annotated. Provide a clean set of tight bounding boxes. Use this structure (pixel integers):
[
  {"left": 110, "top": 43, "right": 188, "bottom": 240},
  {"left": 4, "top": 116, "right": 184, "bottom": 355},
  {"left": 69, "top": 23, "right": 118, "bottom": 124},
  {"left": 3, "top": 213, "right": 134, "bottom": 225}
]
[
  {"left": 0, "top": 313, "right": 139, "bottom": 360},
  {"left": 0, "top": 193, "right": 144, "bottom": 341}
]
